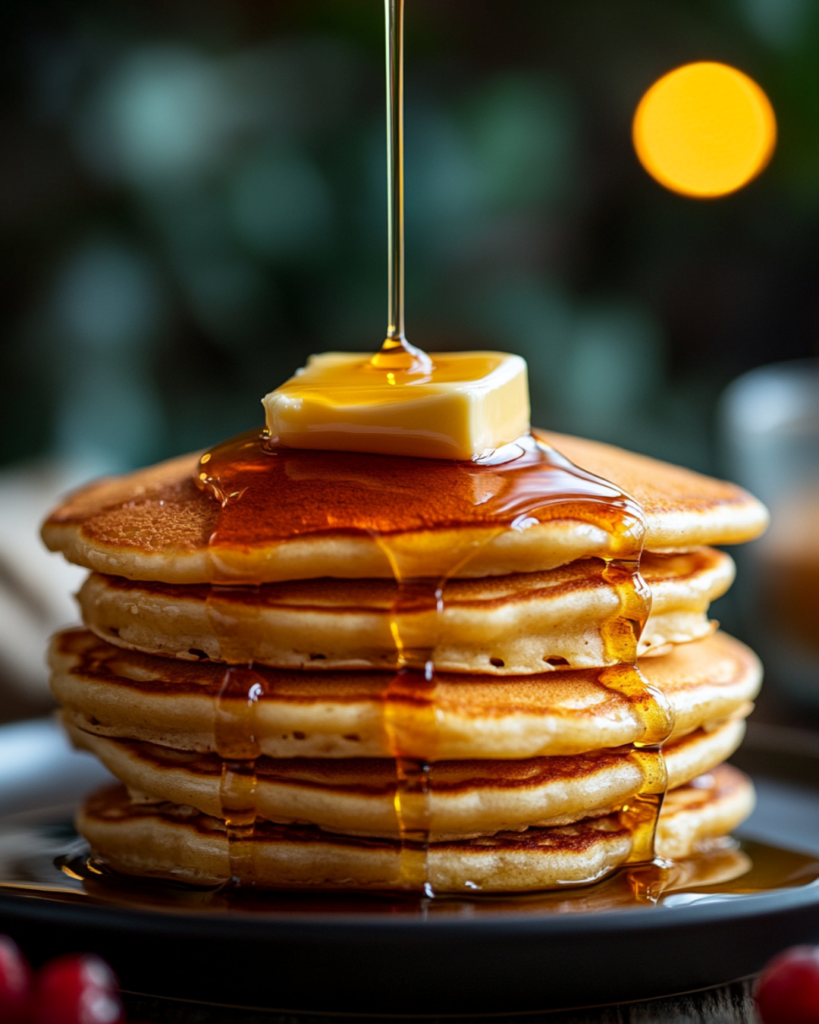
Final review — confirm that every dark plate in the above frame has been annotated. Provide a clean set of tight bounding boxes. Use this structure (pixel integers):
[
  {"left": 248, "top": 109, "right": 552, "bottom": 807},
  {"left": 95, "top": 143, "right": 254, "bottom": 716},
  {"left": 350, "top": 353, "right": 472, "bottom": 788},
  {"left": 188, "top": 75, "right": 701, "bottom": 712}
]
[{"left": 1, "top": 719, "right": 818, "bottom": 1016}]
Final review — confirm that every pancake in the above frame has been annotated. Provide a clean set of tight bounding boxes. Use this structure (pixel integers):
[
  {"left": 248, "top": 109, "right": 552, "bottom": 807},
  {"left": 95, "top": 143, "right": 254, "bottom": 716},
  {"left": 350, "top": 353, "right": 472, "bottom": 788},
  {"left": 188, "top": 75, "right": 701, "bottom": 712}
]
[
  {"left": 77, "top": 548, "right": 732, "bottom": 674},
  {"left": 64, "top": 717, "right": 746, "bottom": 839},
  {"left": 76, "top": 765, "right": 755, "bottom": 891},
  {"left": 51, "top": 629, "right": 760, "bottom": 759},
  {"left": 41, "top": 431, "right": 768, "bottom": 584}
]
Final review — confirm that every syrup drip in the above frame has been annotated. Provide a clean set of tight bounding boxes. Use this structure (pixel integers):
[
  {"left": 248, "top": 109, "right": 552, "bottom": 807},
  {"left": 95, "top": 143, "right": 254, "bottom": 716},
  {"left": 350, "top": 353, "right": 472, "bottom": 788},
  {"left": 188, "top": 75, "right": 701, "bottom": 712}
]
[
  {"left": 207, "top": 589, "right": 269, "bottom": 886},
  {"left": 374, "top": 535, "right": 500, "bottom": 893},
  {"left": 196, "top": 428, "right": 675, "bottom": 893},
  {"left": 598, "top": 558, "right": 673, "bottom": 875}
]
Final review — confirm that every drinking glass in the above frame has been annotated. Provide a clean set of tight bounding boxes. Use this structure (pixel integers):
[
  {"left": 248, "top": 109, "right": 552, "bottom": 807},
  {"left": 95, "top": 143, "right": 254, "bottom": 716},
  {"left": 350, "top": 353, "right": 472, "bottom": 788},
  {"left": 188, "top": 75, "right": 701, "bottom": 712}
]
[{"left": 721, "top": 359, "right": 819, "bottom": 709}]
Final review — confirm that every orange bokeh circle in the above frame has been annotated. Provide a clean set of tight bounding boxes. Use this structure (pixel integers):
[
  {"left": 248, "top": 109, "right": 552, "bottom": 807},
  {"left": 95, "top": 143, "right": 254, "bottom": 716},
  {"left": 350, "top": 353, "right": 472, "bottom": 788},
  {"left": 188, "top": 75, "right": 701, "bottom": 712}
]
[{"left": 633, "top": 61, "right": 776, "bottom": 198}]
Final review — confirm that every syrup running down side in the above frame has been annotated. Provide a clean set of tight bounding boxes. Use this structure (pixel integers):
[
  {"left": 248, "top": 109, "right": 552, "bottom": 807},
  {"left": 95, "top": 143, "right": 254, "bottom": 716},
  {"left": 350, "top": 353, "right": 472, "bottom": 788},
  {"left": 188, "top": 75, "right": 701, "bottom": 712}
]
[
  {"left": 196, "top": 427, "right": 674, "bottom": 894},
  {"left": 213, "top": 663, "right": 271, "bottom": 887},
  {"left": 201, "top": 583, "right": 270, "bottom": 886}
]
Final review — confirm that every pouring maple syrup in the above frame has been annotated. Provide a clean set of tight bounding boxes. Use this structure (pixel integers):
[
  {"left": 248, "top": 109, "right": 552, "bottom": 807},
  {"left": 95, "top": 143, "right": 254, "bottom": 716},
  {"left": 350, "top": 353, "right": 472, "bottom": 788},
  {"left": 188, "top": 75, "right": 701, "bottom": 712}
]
[
  {"left": 371, "top": 0, "right": 430, "bottom": 376},
  {"left": 192, "top": 0, "right": 675, "bottom": 894}
]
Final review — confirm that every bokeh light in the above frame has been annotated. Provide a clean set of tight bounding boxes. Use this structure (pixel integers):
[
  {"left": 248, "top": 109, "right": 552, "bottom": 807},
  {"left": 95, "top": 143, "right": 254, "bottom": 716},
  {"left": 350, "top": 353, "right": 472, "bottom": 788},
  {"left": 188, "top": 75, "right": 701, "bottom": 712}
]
[{"left": 633, "top": 62, "right": 776, "bottom": 198}]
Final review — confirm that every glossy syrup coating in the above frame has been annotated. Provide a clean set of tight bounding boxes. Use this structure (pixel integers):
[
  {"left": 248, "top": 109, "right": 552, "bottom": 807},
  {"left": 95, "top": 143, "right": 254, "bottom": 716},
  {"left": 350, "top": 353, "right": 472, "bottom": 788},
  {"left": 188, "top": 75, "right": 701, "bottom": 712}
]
[
  {"left": 197, "top": 429, "right": 644, "bottom": 548},
  {"left": 195, "top": 428, "right": 674, "bottom": 894}
]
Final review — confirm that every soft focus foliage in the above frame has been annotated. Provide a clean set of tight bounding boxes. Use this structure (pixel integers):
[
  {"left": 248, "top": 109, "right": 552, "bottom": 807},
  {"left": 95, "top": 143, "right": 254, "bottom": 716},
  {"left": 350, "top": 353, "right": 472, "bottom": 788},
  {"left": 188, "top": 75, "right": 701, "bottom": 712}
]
[{"left": 2, "top": 0, "right": 819, "bottom": 476}]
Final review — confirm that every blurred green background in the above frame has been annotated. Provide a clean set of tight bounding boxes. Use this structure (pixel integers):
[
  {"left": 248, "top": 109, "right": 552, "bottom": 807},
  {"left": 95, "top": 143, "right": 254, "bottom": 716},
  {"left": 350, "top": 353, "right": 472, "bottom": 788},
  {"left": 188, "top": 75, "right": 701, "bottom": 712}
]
[{"left": 3, "top": 0, "right": 819, "bottom": 480}]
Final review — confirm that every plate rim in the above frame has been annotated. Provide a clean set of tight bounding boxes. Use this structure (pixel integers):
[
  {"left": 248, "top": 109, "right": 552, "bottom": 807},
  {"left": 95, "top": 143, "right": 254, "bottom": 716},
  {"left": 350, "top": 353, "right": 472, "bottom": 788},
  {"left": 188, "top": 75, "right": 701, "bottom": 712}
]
[{"left": 2, "top": 871, "right": 819, "bottom": 936}]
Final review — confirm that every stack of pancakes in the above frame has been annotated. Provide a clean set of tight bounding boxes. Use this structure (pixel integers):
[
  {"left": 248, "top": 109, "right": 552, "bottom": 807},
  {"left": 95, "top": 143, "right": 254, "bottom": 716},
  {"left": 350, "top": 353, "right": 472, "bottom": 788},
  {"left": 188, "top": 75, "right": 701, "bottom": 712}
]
[{"left": 42, "top": 430, "right": 767, "bottom": 892}]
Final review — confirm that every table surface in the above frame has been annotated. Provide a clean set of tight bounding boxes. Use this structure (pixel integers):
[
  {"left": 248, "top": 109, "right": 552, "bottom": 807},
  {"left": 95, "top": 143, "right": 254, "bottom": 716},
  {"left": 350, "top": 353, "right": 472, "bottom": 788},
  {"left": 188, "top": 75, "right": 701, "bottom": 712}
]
[{"left": 123, "top": 978, "right": 758, "bottom": 1023}]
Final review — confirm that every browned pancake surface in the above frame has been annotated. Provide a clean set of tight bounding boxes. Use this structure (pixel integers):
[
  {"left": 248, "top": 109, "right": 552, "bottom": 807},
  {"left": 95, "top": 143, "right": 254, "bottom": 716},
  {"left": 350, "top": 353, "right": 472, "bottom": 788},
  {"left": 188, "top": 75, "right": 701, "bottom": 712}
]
[
  {"left": 86, "top": 548, "right": 727, "bottom": 610},
  {"left": 50, "top": 629, "right": 760, "bottom": 759},
  {"left": 42, "top": 432, "right": 767, "bottom": 583},
  {"left": 76, "top": 765, "right": 755, "bottom": 891},
  {"left": 50, "top": 627, "right": 756, "bottom": 718}
]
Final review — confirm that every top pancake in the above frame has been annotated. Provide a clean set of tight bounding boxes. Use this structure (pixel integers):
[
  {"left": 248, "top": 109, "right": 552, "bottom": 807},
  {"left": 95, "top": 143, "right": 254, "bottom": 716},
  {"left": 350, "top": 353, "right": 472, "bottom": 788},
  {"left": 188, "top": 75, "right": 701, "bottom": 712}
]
[{"left": 41, "top": 430, "right": 768, "bottom": 584}]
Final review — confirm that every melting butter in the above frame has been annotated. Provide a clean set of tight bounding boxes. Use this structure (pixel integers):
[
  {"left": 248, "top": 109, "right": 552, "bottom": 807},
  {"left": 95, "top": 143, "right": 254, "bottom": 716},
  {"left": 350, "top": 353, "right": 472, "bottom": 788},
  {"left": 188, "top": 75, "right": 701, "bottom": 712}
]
[{"left": 262, "top": 351, "right": 530, "bottom": 461}]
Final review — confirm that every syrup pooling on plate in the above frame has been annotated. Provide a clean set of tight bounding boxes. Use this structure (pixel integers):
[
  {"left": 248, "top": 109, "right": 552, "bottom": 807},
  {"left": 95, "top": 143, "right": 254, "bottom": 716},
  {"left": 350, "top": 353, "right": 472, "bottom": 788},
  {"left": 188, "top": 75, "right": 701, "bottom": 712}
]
[
  {"left": 48, "top": 836, "right": 819, "bottom": 914},
  {"left": 196, "top": 427, "right": 676, "bottom": 892}
]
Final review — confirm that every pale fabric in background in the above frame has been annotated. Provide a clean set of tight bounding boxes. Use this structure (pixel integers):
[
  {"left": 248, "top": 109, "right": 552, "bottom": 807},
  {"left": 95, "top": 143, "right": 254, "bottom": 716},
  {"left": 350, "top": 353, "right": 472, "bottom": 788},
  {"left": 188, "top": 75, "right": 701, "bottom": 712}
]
[{"left": 0, "top": 462, "right": 86, "bottom": 707}]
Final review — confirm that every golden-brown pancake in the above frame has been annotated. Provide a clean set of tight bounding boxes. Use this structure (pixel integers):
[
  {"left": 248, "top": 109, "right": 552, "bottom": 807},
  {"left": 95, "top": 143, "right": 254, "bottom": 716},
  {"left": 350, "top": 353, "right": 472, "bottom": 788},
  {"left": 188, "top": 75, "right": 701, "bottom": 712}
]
[
  {"left": 657, "top": 768, "right": 755, "bottom": 860},
  {"left": 76, "top": 765, "right": 755, "bottom": 891},
  {"left": 77, "top": 548, "right": 731, "bottom": 674},
  {"left": 64, "top": 717, "right": 746, "bottom": 839},
  {"left": 51, "top": 629, "right": 760, "bottom": 759},
  {"left": 547, "top": 432, "right": 767, "bottom": 550},
  {"left": 41, "top": 431, "right": 768, "bottom": 584}
]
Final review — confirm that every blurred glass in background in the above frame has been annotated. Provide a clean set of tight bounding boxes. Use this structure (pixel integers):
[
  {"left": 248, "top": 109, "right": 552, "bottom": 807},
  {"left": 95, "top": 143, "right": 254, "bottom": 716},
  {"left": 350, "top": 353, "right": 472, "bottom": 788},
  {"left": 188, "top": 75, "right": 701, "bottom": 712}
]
[
  {"left": 2, "top": 0, "right": 819, "bottom": 719},
  {"left": 722, "top": 361, "right": 819, "bottom": 710}
]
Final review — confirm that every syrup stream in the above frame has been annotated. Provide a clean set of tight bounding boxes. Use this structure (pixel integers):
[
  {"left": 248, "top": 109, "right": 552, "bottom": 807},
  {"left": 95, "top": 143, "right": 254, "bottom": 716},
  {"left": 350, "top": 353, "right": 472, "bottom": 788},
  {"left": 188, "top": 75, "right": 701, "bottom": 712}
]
[{"left": 372, "top": 0, "right": 430, "bottom": 374}]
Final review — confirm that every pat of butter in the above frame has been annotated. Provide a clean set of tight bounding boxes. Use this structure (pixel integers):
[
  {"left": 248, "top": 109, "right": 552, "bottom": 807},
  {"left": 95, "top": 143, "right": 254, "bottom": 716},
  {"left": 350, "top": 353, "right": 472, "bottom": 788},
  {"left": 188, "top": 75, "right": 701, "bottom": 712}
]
[{"left": 263, "top": 351, "right": 530, "bottom": 460}]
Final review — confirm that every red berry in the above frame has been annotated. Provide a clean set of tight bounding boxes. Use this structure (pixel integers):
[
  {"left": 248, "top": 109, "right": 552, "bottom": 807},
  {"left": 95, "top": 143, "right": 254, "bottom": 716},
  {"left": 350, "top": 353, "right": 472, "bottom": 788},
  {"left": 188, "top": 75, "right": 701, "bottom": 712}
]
[
  {"left": 756, "top": 946, "right": 819, "bottom": 1024},
  {"left": 0, "top": 936, "right": 32, "bottom": 1024},
  {"left": 31, "top": 954, "right": 123, "bottom": 1024}
]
